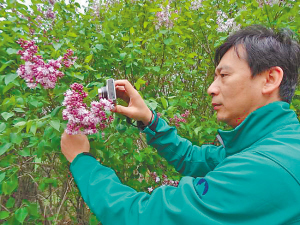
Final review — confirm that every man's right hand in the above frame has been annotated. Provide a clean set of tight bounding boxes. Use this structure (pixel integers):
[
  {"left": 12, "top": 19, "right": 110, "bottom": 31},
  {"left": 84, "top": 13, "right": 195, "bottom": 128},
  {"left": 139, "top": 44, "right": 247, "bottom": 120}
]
[{"left": 113, "top": 80, "right": 153, "bottom": 126}]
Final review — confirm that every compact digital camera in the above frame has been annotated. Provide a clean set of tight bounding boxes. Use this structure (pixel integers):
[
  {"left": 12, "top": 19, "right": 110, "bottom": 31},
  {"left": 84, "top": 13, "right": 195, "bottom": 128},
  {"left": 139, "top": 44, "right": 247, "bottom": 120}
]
[{"left": 98, "top": 79, "right": 117, "bottom": 104}]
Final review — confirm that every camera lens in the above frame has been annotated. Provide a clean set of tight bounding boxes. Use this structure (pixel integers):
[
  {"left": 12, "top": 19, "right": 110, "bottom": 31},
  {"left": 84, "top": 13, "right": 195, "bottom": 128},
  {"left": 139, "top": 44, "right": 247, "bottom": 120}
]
[{"left": 99, "top": 87, "right": 108, "bottom": 99}]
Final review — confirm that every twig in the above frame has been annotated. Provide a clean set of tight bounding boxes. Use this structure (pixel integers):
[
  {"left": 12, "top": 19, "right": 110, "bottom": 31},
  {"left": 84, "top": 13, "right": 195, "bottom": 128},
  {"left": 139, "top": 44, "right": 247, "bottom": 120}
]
[{"left": 54, "top": 177, "right": 74, "bottom": 223}]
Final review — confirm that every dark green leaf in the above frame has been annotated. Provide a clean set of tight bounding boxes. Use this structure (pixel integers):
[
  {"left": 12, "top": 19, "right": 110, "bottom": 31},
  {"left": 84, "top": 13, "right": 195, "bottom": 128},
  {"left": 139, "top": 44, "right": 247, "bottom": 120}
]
[
  {"left": 0, "top": 123, "right": 6, "bottom": 133},
  {"left": 0, "top": 172, "right": 5, "bottom": 183},
  {"left": 15, "top": 207, "right": 28, "bottom": 223},
  {"left": 0, "top": 143, "right": 12, "bottom": 156},
  {"left": 49, "top": 120, "right": 60, "bottom": 131},
  {"left": 6, "top": 197, "right": 15, "bottom": 209},
  {"left": 0, "top": 211, "right": 9, "bottom": 220}
]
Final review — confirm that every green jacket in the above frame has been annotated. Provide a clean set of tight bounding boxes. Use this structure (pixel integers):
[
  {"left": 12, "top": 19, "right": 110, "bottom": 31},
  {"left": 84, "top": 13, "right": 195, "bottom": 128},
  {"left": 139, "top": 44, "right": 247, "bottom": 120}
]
[{"left": 70, "top": 101, "right": 300, "bottom": 225}]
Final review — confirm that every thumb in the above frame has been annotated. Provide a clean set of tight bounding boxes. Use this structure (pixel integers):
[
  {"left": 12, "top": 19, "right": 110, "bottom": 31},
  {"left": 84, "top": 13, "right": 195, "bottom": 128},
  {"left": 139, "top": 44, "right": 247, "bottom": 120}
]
[{"left": 114, "top": 105, "right": 132, "bottom": 117}]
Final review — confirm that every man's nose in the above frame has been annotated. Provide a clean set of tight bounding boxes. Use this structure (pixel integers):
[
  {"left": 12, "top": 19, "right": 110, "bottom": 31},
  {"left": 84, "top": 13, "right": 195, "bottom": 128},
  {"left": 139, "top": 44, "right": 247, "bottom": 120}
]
[{"left": 207, "top": 80, "right": 219, "bottom": 97}]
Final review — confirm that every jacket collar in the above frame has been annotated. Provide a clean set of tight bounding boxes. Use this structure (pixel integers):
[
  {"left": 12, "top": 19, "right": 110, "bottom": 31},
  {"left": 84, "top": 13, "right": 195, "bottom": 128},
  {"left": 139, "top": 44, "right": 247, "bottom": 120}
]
[{"left": 217, "top": 101, "right": 299, "bottom": 156}]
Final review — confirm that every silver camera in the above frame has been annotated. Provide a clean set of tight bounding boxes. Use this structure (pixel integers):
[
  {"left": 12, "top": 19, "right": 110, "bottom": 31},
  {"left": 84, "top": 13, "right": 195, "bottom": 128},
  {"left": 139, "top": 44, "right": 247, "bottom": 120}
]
[{"left": 98, "top": 79, "right": 117, "bottom": 104}]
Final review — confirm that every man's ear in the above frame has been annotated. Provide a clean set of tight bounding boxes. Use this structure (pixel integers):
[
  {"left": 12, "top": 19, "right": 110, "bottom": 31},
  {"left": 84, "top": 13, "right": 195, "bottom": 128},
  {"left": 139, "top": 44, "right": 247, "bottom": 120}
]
[{"left": 262, "top": 66, "right": 283, "bottom": 96}]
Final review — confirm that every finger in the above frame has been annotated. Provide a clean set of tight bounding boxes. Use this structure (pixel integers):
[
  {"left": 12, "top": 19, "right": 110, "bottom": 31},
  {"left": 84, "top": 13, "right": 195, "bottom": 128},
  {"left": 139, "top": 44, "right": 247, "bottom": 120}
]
[
  {"left": 114, "top": 80, "right": 138, "bottom": 97},
  {"left": 114, "top": 105, "right": 133, "bottom": 117}
]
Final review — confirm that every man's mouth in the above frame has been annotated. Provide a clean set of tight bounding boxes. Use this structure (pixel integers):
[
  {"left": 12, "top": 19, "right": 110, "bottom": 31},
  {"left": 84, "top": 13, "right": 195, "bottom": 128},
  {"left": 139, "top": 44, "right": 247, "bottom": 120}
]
[{"left": 212, "top": 103, "right": 222, "bottom": 110}]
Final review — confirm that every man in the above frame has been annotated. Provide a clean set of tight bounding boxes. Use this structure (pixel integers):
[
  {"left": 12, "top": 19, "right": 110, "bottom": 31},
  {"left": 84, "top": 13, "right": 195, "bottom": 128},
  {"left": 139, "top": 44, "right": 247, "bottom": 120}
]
[{"left": 61, "top": 25, "right": 300, "bottom": 224}]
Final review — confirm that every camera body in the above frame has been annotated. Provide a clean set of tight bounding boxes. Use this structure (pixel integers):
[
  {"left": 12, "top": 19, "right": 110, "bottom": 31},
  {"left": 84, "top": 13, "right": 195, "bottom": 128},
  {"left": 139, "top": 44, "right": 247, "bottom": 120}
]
[{"left": 98, "top": 79, "right": 117, "bottom": 104}]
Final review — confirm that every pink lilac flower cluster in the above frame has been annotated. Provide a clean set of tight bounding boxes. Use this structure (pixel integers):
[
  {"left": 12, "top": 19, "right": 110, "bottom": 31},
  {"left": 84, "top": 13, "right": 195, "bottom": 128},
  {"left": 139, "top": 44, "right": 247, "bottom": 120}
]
[
  {"left": 147, "top": 172, "right": 179, "bottom": 193},
  {"left": 190, "top": 0, "right": 203, "bottom": 10},
  {"left": 16, "top": 39, "right": 76, "bottom": 89},
  {"left": 169, "top": 110, "right": 190, "bottom": 127},
  {"left": 257, "top": 0, "right": 285, "bottom": 7},
  {"left": 37, "top": 3, "right": 56, "bottom": 20},
  {"left": 62, "top": 83, "right": 114, "bottom": 135},
  {"left": 155, "top": 4, "right": 178, "bottom": 30},
  {"left": 105, "top": 0, "right": 120, "bottom": 8},
  {"left": 216, "top": 11, "right": 241, "bottom": 33}
]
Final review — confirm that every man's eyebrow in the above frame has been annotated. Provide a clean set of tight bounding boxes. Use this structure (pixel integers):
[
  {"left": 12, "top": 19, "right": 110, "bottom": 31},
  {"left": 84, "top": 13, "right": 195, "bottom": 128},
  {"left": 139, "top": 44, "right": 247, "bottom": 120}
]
[{"left": 215, "top": 65, "right": 232, "bottom": 73}]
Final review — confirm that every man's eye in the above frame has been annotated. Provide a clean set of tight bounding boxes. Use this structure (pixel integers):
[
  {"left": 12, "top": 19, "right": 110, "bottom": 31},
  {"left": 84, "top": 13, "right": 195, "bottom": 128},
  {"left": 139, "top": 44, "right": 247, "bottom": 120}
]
[{"left": 220, "top": 74, "right": 227, "bottom": 77}]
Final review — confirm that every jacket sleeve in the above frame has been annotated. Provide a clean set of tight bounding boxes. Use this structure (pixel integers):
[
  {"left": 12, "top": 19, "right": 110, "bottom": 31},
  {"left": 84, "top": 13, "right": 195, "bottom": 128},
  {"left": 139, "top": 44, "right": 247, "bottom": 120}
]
[
  {"left": 70, "top": 152, "right": 292, "bottom": 225},
  {"left": 143, "top": 112, "right": 225, "bottom": 177}
]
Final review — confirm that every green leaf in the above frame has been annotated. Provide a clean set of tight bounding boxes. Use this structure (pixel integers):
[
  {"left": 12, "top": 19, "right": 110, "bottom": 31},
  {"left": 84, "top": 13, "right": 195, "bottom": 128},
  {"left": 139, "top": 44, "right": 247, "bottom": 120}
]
[
  {"left": 26, "top": 120, "right": 32, "bottom": 133},
  {"left": 30, "top": 123, "right": 37, "bottom": 135},
  {"left": 116, "top": 124, "right": 126, "bottom": 133},
  {"left": 14, "top": 108, "right": 25, "bottom": 113},
  {"left": 194, "top": 126, "right": 203, "bottom": 136},
  {"left": 95, "top": 44, "right": 104, "bottom": 51},
  {"left": 163, "top": 38, "right": 173, "bottom": 45},
  {"left": 84, "top": 65, "right": 96, "bottom": 71},
  {"left": 49, "top": 120, "right": 60, "bottom": 131},
  {"left": 15, "top": 207, "right": 28, "bottom": 224},
  {"left": 5, "top": 73, "right": 18, "bottom": 85},
  {"left": 122, "top": 36, "right": 130, "bottom": 41},
  {"left": 0, "top": 60, "right": 14, "bottom": 72},
  {"left": 144, "top": 22, "right": 149, "bottom": 28},
  {"left": 0, "top": 123, "right": 6, "bottom": 133},
  {"left": 53, "top": 42, "right": 63, "bottom": 51},
  {"left": 6, "top": 197, "right": 15, "bottom": 209},
  {"left": 29, "top": 98, "right": 38, "bottom": 107},
  {"left": 146, "top": 100, "right": 158, "bottom": 110},
  {"left": 27, "top": 203, "right": 39, "bottom": 217},
  {"left": 161, "top": 97, "right": 168, "bottom": 109},
  {"left": 6, "top": 48, "right": 18, "bottom": 55},
  {"left": 120, "top": 52, "right": 127, "bottom": 60},
  {"left": 14, "top": 121, "right": 26, "bottom": 127},
  {"left": 152, "top": 66, "right": 160, "bottom": 72},
  {"left": 2, "top": 175, "right": 18, "bottom": 195},
  {"left": 1, "top": 112, "right": 14, "bottom": 121},
  {"left": 18, "top": 148, "right": 30, "bottom": 157},
  {"left": 89, "top": 214, "right": 98, "bottom": 225},
  {"left": 0, "top": 211, "right": 9, "bottom": 220},
  {"left": 130, "top": 27, "right": 135, "bottom": 34},
  {"left": 10, "top": 133, "right": 22, "bottom": 145},
  {"left": 51, "top": 106, "right": 62, "bottom": 117},
  {"left": 34, "top": 157, "right": 41, "bottom": 172},
  {"left": 67, "top": 32, "right": 77, "bottom": 37},
  {"left": 187, "top": 52, "right": 197, "bottom": 58},
  {"left": 134, "top": 78, "right": 146, "bottom": 90},
  {"left": 0, "top": 172, "right": 5, "bottom": 183},
  {"left": 85, "top": 54, "right": 93, "bottom": 63},
  {"left": 0, "top": 143, "right": 12, "bottom": 156}
]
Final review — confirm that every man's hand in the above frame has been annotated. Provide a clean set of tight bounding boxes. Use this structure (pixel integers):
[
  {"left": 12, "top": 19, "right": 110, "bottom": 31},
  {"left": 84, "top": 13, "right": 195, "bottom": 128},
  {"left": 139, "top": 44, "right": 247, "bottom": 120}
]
[
  {"left": 61, "top": 131, "right": 90, "bottom": 163},
  {"left": 114, "top": 80, "right": 153, "bottom": 125}
]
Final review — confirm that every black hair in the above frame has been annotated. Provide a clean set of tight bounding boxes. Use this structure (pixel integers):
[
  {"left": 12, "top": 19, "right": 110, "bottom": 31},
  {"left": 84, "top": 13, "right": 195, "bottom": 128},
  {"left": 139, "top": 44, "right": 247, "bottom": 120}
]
[{"left": 215, "top": 25, "right": 300, "bottom": 103}]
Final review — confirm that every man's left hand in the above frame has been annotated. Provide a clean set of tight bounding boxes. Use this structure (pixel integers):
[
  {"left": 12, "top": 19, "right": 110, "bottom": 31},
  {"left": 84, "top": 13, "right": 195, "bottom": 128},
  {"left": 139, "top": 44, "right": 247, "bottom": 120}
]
[{"left": 61, "top": 131, "right": 90, "bottom": 163}]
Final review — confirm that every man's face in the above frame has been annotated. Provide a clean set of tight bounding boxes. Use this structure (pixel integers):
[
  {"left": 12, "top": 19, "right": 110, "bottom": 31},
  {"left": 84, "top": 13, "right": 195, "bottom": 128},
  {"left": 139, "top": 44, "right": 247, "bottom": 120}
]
[{"left": 207, "top": 46, "right": 264, "bottom": 128}]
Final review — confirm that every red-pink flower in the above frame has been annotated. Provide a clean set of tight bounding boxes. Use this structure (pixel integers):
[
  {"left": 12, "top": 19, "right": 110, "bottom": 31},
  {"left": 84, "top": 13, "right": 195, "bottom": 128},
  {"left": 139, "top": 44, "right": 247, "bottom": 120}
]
[
  {"left": 62, "top": 83, "right": 114, "bottom": 135},
  {"left": 16, "top": 38, "right": 76, "bottom": 89}
]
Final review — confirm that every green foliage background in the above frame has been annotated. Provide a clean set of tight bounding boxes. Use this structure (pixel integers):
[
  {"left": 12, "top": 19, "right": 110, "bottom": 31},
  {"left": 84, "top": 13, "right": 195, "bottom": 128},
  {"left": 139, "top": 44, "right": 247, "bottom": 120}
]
[{"left": 0, "top": 0, "right": 299, "bottom": 223}]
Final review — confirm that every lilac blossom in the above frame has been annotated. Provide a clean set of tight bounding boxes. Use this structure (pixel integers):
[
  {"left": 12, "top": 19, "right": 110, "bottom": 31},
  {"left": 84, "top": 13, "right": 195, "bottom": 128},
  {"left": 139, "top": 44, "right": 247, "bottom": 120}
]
[
  {"left": 155, "top": 4, "right": 178, "bottom": 30},
  {"left": 62, "top": 83, "right": 114, "bottom": 135},
  {"left": 216, "top": 10, "right": 240, "bottom": 33},
  {"left": 148, "top": 172, "right": 179, "bottom": 193},
  {"left": 169, "top": 110, "right": 190, "bottom": 127},
  {"left": 190, "top": 0, "right": 203, "bottom": 10},
  {"left": 16, "top": 39, "right": 76, "bottom": 89}
]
